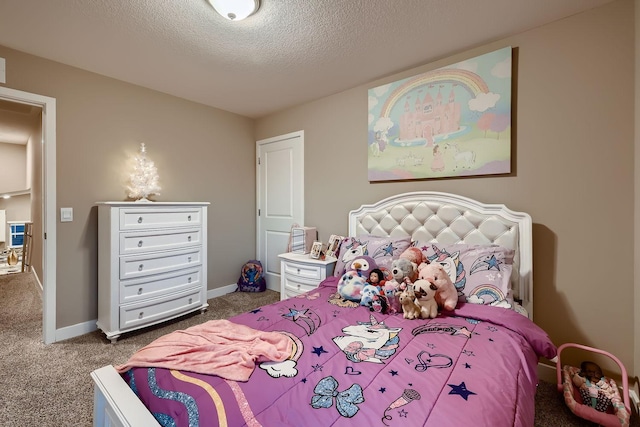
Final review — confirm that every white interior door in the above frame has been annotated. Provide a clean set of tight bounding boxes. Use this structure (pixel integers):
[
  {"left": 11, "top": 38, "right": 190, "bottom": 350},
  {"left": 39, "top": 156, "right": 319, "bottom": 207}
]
[{"left": 256, "top": 131, "right": 304, "bottom": 291}]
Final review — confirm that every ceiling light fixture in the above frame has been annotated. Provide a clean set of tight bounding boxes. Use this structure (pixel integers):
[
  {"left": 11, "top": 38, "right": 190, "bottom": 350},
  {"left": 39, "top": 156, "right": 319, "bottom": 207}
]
[{"left": 208, "top": 0, "right": 260, "bottom": 21}]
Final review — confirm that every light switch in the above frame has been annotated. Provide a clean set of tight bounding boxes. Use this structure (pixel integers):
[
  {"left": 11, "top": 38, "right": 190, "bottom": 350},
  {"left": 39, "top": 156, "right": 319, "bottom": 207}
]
[
  {"left": 0, "top": 57, "right": 5, "bottom": 84},
  {"left": 60, "top": 207, "right": 73, "bottom": 222}
]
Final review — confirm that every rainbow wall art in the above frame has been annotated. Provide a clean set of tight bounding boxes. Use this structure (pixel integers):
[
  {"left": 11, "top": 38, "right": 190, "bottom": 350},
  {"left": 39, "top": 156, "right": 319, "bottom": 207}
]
[{"left": 367, "top": 47, "right": 512, "bottom": 181}]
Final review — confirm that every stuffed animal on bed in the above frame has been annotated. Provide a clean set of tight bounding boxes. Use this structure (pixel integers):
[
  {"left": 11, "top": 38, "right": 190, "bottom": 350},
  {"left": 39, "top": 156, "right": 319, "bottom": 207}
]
[
  {"left": 382, "top": 279, "right": 400, "bottom": 314},
  {"left": 412, "top": 279, "right": 439, "bottom": 319},
  {"left": 398, "top": 284, "right": 421, "bottom": 320},
  {"left": 390, "top": 258, "right": 418, "bottom": 283},
  {"left": 417, "top": 262, "right": 458, "bottom": 311},
  {"left": 345, "top": 255, "right": 378, "bottom": 280},
  {"left": 360, "top": 284, "right": 381, "bottom": 307},
  {"left": 337, "top": 270, "right": 367, "bottom": 302},
  {"left": 399, "top": 246, "right": 426, "bottom": 266}
]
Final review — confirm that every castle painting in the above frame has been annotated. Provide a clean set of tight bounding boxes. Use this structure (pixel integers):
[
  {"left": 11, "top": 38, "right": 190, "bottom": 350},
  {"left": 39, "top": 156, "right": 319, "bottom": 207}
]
[{"left": 367, "top": 47, "right": 512, "bottom": 181}]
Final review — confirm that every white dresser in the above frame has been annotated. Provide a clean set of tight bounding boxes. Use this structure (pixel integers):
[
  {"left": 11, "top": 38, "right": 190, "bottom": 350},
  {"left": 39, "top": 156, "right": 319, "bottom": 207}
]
[
  {"left": 97, "top": 202, "right": 209, "bottom": 342},
  {"left": 279, "top": 252, "right": 336, "bottom": 300}
]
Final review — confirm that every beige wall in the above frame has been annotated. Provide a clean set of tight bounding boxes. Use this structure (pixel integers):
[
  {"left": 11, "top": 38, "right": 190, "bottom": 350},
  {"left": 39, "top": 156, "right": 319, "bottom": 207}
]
[
  {"left": 0, "top": 44, "right": 256, "bottom": 328},
  {"left": 257, "top": 0, "right": 637, "bottom": 378},
  {"left": 0, "top": 142, "right": 27, "bottom": 191}
]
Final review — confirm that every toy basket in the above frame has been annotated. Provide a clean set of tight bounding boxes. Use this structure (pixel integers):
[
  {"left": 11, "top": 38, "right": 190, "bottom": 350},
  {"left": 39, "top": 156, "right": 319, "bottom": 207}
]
[{"left": 555, "top": 343, "right": 631, "bottom": 427}]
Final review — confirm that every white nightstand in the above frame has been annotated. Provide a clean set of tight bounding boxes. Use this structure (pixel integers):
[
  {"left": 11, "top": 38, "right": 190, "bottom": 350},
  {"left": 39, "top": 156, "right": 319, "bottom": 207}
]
[{"left": 279, "top": 252, "right": 337, "bottom": 300}]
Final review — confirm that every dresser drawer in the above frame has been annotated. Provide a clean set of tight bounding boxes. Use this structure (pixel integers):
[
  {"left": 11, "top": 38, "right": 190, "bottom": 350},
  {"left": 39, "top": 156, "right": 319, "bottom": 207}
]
[
  {"left": 119, "top": 207, "right": 203, "bottom": 231},
  {"left": 120, "top": 247, "right": 202, "bottom": 280},
  {"left": 282, "top": 260, "right": 324, "bottom": 281},
  {"left": 120, "top": 268, "right": 202, "bottom": 304},
  {"left": 119, "top": 288, "right": 203, "bottom": 330},
  {"left": 119, "top": 228, "right": 202, "bottom": 255}
]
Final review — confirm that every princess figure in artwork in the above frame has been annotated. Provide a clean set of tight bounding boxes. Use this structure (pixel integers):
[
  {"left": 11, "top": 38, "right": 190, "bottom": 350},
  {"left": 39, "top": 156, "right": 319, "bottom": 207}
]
[{"left": 430, "top": 144, "right": 445, "bottom": 172}]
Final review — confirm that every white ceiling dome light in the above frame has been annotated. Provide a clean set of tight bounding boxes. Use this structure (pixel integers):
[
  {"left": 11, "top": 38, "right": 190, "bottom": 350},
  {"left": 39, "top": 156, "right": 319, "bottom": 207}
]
[{"left": 207, "top": 0, "right": 260, "bottom": 21}]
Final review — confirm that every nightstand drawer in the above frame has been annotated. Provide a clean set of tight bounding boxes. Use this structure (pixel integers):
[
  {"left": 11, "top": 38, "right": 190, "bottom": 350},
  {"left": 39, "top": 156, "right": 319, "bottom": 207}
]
[
  {"left": 282, "top": 261, "right": 324, "bottom": 281},
  {"left": 119, "top": 288, "right": 203, "bottom": 330},
  {"left": 119, "top": 228, "right": 202, "bottom": 255},
  {"left": 120, "top": 268, "right": 201, "bottom": 304},
  {"left": 120, "top": 247, "right": 202, "bottom": 280},
  {"left": 119, "top": 207, "right": 203, "bottom": 231},
  {"left": 282, "top": 276, "right": 318, "bottom": 297}
]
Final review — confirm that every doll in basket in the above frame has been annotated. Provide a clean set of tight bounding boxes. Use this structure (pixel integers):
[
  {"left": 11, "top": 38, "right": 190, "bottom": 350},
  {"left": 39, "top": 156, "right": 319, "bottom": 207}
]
[{"left": 571, "top": 361, "right": 620, "bottom": 412}]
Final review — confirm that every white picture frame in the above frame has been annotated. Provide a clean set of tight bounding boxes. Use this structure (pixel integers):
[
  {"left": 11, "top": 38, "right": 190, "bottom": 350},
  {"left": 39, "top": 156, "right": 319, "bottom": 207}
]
[
  {"left": 310, "top": 241, "right": 323, "bottom": 260},
  {"left": 325, "top": 234, "right": 344, "bottom": 258}
]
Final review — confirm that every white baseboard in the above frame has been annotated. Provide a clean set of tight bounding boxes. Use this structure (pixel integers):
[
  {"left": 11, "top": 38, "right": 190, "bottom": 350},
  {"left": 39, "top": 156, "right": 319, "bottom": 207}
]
[
  {"left": 206, "top": 283, "right": 238, "bottom": 299},
  {"left": 538, "top": 362, "right": 557, "bottom": 384},
  {"left": 56, "top": 319, "right": 98, "bottom": 341},
  {"left": 55, "top": 284, "right": 253, "bottom": 342}
]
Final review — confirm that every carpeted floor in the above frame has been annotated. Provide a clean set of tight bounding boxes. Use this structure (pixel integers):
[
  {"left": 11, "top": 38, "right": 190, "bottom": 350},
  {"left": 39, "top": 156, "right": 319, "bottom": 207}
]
[{"left": 0, "top": 272, "right": 637, "bottom": 426}]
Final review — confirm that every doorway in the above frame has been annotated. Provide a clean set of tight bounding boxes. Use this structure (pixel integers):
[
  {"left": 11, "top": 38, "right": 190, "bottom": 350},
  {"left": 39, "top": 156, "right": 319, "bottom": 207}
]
[
  {"left": 256, "top": 131, "right": 304, "bottom": 291},
  {"left": 0, "top": 86, "right": 56, "bottom": 344}
]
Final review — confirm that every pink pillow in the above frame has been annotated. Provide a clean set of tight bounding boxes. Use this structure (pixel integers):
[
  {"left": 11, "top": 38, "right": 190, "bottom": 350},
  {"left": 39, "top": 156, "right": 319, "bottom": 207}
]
[{"left": 416, "top": 243, "right": 514, "bottom": 305}]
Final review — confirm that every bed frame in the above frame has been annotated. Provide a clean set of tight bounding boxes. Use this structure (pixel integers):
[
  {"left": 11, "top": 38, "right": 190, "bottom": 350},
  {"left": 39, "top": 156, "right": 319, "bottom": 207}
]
[{"left": 91, "top": 191, "right": 532, "bottom": 427}]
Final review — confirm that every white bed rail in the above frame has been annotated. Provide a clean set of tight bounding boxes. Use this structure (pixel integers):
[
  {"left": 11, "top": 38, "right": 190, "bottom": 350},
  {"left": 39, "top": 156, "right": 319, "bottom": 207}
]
[{"left": 91, "top": 365, "right": 160, "bottom": 427}]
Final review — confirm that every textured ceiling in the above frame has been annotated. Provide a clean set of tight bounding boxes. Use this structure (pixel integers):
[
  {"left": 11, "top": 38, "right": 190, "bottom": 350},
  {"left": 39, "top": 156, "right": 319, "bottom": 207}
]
[{"left": 0, "top": 0, "right": 614, "bottom": 123}]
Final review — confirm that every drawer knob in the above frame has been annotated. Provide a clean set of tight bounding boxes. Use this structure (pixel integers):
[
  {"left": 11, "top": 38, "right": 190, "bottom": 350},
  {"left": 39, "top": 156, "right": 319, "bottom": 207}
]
[
  {"left": 137, "top": 240, "right": 143, "bottom": 247},
  {"left": 187, "top": 215, "right": 192, "bottom": 221},
  {"left": 188, "top": 277, "right": 192, "bottom": 283},
  {"left": 137, "top": 288, "right": 143, "bottom": 295},
  {"left": 297, "top": 268, "right": 301, "bottom": 274},
  {"left": 187, "top": 236, "right": 192, "bottom": 242},
  {"left": 188, "top": 298, "right": 193, "bottom": 304},
  {"left": 188, "top": 256, "right": 192, "bottom": 262},
  {"left": 138, "top": 264, "right": 144, "bottom": 271},
  {"left": 137, "top": 216, "right": 143, "bottom": 223},
  {"left": 138, "top": 311, "right": 144, "bottom": 319}
]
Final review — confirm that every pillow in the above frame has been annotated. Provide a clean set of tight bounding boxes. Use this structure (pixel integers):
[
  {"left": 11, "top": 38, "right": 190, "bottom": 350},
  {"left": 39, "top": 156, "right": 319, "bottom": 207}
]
[
  {"left": 333, "top": 235, "right": 412, "bottom": 278},
  {"left": 415, "top": 243, "right": 514, "bottom": 305}
]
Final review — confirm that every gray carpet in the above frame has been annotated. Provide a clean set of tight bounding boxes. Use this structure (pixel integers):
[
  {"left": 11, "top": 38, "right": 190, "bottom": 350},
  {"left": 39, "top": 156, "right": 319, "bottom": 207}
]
[{"left": 0, "top": 272, "right": 637, "bottom": 426}]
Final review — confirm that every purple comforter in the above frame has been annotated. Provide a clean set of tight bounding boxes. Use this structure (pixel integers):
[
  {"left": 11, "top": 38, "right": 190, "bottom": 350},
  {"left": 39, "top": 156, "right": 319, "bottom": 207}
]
[{"left": 123, "top": 277, "right": 556, "bottom": 426}]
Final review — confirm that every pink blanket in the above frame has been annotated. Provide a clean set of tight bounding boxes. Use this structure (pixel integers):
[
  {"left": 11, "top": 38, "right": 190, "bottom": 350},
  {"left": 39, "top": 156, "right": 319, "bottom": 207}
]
[{"left": 115, "top": 319, "right": 293, "bottom": 382}]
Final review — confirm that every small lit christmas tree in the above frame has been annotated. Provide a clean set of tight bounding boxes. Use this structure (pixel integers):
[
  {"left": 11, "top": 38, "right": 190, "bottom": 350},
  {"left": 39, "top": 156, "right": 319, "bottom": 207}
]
[{"left": 127, "top": 143, "right": 161, "bottom": 201}]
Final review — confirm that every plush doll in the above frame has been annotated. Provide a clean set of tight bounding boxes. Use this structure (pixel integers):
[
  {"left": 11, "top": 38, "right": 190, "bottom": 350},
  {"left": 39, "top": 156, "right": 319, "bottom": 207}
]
[
  {"left": 412, "top": 279, "right": 439, "bottom": 319},
  {"left": 417, "top": 263, "right": 458, "bottom": 311},
  {"left": 382, "top": 279, "right": 400, "bottom": 314},
  {"left": 360, "top": 284, "right": 381, "bottom": 308},
  {"left": 368, "top": 293, "right": 390, "bottom": 314},
  {"left": 345, "top": 256, "right": 378, "bottom": 280},
  {"left": 337, "top": 270, "right": 368, "bottom": 302},
  {"left": 572, "top": 361, "right": 618, "bottom": 412},
  {"left": 390, "top": 258, "right": 418, "bottom": 283},
  {"left": 367, "top": 268, "right": 386, "bottom": 288},
  {"left": 399, "top": 247, "right": 426, "bottom": 266},
  {"left": 398, "top": 284, "right": 421, "bottom": 320}
]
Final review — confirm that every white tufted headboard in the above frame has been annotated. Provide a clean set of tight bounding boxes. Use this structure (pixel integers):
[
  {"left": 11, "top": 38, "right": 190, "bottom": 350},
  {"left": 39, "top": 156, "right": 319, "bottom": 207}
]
[{"left": 348, "top": 191, "right": 533, "bottom": 318}]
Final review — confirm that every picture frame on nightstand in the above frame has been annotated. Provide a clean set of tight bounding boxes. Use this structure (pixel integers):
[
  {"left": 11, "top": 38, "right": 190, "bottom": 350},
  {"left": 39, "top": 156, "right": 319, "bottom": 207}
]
[
  {"left": 325, "top": 234, "right": 344, "bottom": 258},
  {"left": 309, "top": 241, "right": 323, "bottom": 259}
]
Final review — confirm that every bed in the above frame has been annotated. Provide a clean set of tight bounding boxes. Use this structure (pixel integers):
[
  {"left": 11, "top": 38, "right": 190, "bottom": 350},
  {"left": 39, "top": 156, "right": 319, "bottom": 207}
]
[{"left": 91, "top": 191, "right": 556, "bottom": 427}]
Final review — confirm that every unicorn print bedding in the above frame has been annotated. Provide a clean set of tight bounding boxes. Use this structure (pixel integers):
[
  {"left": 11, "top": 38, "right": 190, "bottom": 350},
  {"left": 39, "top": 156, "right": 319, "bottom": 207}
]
[{"left": 119, "top": 277, "right": 555, "bottom": 426}]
